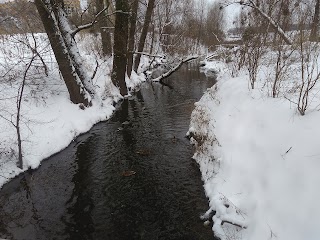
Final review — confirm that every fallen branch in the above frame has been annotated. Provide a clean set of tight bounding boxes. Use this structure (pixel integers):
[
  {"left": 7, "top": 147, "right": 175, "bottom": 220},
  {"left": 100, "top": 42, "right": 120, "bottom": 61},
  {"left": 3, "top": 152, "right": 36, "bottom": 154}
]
[
  {"left": 132, "top": 51, "right": 164, "bottom": 58},
  {"left": 91, "top": 59, "right": 99, "bottom": 80},
  {"left": 285, "top": 146, "right": 292, "bottom": 154},
  {"left": 205, "top": 53, "right": 219, "bottom": 61},
  {"left": 248, "top": 0, "right": 293, "bottom": 45},
  {"left": 281, "top": 146, "right": 292, "bottom": 159},
  {"left": 221, "top": 220, "right": 247, "bottom": 229},
  {"left": 152, "top": 56, "right": 199, "bottom": 82},
  {"left": 224, "top": 0, "right": 293, "bottom": 45}
]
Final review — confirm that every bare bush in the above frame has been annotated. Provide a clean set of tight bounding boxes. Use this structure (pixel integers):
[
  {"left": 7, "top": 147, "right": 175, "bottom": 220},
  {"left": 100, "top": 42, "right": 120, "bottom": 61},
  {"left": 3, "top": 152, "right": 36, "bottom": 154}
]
[
  {"left": 269, "top": 44, "right": 296, "bottom": 98},
  {"left": 297, "top": 40, "right": 320, "bottom": 115},
  {"left": 0, "top": 33, "right": 49, "bottom": 169},
  {"left": 242, "top": 27, "right": 265, "bottom": 89}
]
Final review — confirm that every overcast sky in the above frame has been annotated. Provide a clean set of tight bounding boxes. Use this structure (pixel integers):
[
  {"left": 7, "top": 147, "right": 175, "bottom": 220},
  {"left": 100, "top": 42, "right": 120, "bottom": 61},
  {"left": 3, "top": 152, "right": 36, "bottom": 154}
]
[{"left": 0, "top": 0, "right": 240, "bottom": 29}]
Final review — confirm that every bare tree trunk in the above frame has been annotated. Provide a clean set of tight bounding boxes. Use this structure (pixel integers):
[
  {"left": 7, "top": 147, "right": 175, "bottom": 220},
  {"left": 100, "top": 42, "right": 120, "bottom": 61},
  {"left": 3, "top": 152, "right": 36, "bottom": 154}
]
[
  {"left": 112, "top": 0, "right": 129, "bottom": 96},
  {"left": 35, "top": 0, "right": 91, "bottom": 106},
  {"left": 133, "top": 0, "right": 156, "bottom": 72},
  {"left": 197, "top": 0, "right": 205, "bottom": 50},
  {"left": 96, "top": 0, "right": 113, "bottom": 55},
  {"left": 310, "top": 0, "right": 320, "bottom": 42},
  {"left": 56, "top": 7, "right": 96, "bottom": 96},
  {"left": 126, "top": 0, "right": 139, "bottom": 78},
  {"left": 149, "top": 23, "right": 155, "bottom": 55}
]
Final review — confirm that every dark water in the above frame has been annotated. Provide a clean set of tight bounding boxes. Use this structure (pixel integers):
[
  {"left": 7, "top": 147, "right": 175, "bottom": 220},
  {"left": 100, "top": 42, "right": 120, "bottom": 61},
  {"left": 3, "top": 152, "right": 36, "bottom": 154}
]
[{"left": 0, "top": 64, "right": 216, "bottom": 240}]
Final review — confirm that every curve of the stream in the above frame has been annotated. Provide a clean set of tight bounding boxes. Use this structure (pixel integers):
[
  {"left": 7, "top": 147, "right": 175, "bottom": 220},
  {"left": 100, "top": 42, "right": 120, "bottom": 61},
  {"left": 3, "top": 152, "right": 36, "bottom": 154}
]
[{"left": 0, "top": 64, "right": 217, "bottom": 240}]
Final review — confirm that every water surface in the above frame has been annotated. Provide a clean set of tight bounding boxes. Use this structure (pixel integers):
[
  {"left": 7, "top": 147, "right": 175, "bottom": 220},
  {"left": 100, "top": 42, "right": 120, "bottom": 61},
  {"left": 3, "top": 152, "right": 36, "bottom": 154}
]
[{"left": 0, "top": 64, "right": 216, "bottom": 240}]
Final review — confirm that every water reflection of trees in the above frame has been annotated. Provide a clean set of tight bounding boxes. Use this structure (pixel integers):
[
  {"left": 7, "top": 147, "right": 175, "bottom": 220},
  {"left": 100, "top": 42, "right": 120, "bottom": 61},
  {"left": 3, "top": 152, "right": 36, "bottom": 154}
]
[{"left": 63, "top": 138, "right": 95, "bottom": 239}]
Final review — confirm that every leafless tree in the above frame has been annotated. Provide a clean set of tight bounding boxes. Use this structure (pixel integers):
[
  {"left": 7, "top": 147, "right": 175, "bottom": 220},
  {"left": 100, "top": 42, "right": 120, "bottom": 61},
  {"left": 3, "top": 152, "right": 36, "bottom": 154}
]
[
  {"left": 35, "top": 0, "right": 101, "bottom": 106},
  {"left": 95, "top": 0, "right": 113, "bottom": 55},
  {"left": 297, "top": 33, "right": 320, "bottom": 115},
  {"left": 126, "top": 0, "right": 139, "bottom": 78},
  {"left": 223, "top": 0, "right": 293, "bottom": 44},
  {"left": 0, "top": 32, "right": 48, "bottom": 169},
  {"left": 133, "top": 0, "right": 156, "bottom": 72},
  {"left": 111, "top": 0, "right": 129, "bottom": 96},
  {"left": 310, "top": 0, "right": 320, "bottom": 42},
  {"left": 204, "top": 2, "right": 225, "bottom": 48}
]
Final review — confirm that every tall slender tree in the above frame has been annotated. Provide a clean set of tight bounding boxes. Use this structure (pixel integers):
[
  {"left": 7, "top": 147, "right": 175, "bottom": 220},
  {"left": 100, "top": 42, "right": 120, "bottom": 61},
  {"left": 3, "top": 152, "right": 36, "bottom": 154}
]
[
  {"left": 126, "top": 0, "right": 139, "bottom": 78},
  {"left": 35, "top": 0, "right": 94, "bottom": 106},
  {"left": 111, "top": 0, "right": 129, "bottom": 96},
  {"left": 96, "top": 0, "right": 113, "bottom": 55},
  {"left": 310, "top": 0, "right": 320, "bottom": 42},
  {"left": 133, "top": 0, "right": 156, "bottom": 72}
]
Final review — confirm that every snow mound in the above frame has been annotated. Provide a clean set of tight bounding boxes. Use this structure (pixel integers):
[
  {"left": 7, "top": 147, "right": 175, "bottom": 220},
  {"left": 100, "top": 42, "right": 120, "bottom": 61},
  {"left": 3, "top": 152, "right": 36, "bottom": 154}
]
[
  {"left": 200, "top": 60, "right": 228, "bottom": 77},
  {"left": 189, "top": 72, "right": 320, "bottom": 240}
]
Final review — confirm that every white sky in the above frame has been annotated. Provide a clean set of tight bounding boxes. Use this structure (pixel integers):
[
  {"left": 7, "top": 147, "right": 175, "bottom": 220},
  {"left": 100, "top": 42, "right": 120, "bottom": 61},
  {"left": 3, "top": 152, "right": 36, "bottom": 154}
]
[{"left": 0, "top": 0, "right": 241, "bottom": 29}]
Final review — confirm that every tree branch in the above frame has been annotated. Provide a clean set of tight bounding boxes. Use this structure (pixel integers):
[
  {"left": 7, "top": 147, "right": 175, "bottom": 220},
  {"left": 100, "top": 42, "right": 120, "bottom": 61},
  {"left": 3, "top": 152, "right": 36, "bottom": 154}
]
[
  {"left": 0, "top": 16, "right": 12, "bottom": 24},
  {"left": 224, "top": 0, "right": 293, "bottom": 45},
  {"left": 71, "top": 10, "right": 130, "bottom": 37},
  {"left": 247, "top": 0, "right": 293, "bottom": 45},
  {"left": 71, "top": 6, "right": 108, "bottom": 37},
  {"left": 132, "top": 51, "right": 164, "bottom": 58},
  {"left": 221, "top": 220, "right": 248, "bottom": 229},
  {"left": 152, "top": 56, "right": 198, "bottom": 82}
]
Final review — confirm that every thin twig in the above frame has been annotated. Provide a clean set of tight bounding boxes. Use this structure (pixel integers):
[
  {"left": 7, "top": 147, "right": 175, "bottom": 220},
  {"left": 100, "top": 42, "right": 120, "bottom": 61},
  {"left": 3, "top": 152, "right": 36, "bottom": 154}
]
[{"left": 221, "top": 220, "right": 247, "bottom": 229}]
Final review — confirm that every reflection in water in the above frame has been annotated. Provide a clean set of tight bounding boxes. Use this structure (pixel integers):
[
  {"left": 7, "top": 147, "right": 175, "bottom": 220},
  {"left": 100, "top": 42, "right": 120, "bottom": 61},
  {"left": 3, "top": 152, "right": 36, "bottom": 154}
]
[
  {"left": 0, "top": 64, "right": 217, "bottom": 240},
  {"left": 63, "top": 138, "right": 95, "bottom": 239}
]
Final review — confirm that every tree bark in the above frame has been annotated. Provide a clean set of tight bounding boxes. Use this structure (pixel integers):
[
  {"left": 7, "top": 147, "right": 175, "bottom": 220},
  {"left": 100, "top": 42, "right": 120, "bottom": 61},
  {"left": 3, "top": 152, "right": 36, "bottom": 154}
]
[
  {"left": 112, "top": 0, "right": 129, "bottom": 96},
  {"left": 96, "top": 0, "right": 113, "bottom": 55},
  {"left": 133, "top": 0, "right": 156, "bottom": 72},
  {"left": 34, "top": 0, "right": 90, "bottom": 105},
  {"left": 310, "top": 0, "right": 320, "bottom": 42},
  {"left": 126, "top": 0, "right": 139, "bottom": 78},
  {"left": 55, "top": 6, "right": 96, "bottom": 97}
]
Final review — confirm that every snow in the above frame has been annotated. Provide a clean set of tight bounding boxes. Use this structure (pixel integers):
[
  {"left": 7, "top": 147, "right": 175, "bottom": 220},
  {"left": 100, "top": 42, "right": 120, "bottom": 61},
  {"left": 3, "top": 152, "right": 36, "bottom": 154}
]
[
  {"left": 126, "top": 70, "right": 146, "bottom": 92},
  {"left": 189, "top": 58, "right": 320, "bottom": 239},
  {"left": 0, "top": 33, "right": 145, "bottom": 189},
  {"left": 80, "top": 0, "right": 88, "bottom": 11},
  {"left": 200, "top": 59, "right": 228, "bottom": 77}
]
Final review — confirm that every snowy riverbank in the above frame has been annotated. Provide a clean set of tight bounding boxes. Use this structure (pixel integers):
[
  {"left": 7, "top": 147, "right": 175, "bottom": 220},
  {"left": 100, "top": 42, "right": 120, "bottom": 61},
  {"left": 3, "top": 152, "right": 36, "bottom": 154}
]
[
  {"left": 0, "top": 34, "right": 145, "bottom": 189},
  {"left": 189, "top": 59, "right": 320, "bottom": 240}
]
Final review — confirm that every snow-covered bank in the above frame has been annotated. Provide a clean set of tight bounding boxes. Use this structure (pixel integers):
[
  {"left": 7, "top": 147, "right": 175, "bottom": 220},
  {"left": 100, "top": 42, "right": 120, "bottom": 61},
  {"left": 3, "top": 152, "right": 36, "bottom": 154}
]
[
  {"left": 0, "top": 34, "right": 145, "bottom": 189},
  {"left": 189, "top": 60, "right": 320, "bottom": 240}
]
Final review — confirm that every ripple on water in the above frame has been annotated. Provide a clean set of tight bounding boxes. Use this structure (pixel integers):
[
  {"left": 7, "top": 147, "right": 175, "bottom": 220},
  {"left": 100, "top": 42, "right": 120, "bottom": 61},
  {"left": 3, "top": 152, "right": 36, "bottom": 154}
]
[{"left": 0, "top": 64, "right": 217, "bottom": 240}]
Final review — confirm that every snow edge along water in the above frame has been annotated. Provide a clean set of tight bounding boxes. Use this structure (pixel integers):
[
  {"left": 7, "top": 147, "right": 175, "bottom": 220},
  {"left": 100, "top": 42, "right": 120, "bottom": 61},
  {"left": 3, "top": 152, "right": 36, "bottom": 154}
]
[
  {"left": 0, "top": 68, "right": 146, "bottom": 191},
  {"left": 188, "top": 56, "right": 320, "bottom": 240},
  {"left": 187, "top": 60, "right": 248, "bottom": 239}
]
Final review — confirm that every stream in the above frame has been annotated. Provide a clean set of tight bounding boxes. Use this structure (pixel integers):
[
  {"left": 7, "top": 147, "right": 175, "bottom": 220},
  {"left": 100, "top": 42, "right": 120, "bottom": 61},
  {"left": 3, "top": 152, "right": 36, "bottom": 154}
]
[{"left": 0, "top": 64, "right": 217, "bottom": 240}]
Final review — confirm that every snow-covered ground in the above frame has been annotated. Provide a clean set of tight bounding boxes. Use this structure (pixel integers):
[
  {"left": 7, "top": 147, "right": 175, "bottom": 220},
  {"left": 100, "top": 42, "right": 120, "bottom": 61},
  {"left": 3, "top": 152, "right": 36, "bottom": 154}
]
[
  {"left": 0, "top": 33, "right": 145, "bottom": 189},
  {"left": 189, "top": 56, "right": 320, "bottom": 239}
]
